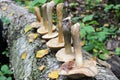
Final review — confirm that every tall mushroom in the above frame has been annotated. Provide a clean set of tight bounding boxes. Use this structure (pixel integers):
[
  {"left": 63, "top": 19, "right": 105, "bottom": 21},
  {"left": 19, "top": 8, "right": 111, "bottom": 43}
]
[
  {"left": 42, "top": 1, "right": 58, "bottom": 39},
  {"left": 37, "top": 3, "right": 56, "bottom": 35},
  {"left": 58, "top": 23, "right": 98, "bottom": 78},
  {"left": 34, "top": 6, "right": 43, "bottom": 23},
  {"left": 46, "top": 3, "right": 64, "bottom": 48},
  {"left": 71, "top": 23, "right": 83, "bottom": 67},
  {"left": 30, "top": 6, "right": 43, "bottom": 29},
  {"left": 55, "top": 17, "right": 74, "bottom": 62}
]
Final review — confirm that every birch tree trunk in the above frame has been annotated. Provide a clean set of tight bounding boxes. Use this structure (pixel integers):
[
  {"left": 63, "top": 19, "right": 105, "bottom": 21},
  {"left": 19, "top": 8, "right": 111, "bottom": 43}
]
[{"left": 0, "top": 0, "right": 119, "bottom": 80}]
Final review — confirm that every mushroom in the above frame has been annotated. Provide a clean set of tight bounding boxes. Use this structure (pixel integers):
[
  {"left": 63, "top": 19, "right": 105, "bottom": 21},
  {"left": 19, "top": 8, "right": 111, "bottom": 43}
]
[
  {"left": 42, "top": 1, "right": 58, "bottom": 39},
  {"left": 34, "top": 6, "right": 43, "bottom": 23},
  {"left": 71, "top": 23, "right": 83, "bottom": 67},
  {"left": 55, "top": 17, "right": 74, "bottom": 62},
  {"left": 46, "top": 3, "right": 64, "bottom": 48},
  {"left": 37, "top": 3, "right": 56, "bottom": 35},
  {"left": 58, "top": 23, "right": 98, "bottom": 78}
]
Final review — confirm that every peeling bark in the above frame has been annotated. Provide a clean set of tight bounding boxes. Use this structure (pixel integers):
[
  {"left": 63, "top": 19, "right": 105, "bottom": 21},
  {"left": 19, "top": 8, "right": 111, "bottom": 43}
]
[{"left": 0, "top": 0, "right": 119, "bottom": 80}]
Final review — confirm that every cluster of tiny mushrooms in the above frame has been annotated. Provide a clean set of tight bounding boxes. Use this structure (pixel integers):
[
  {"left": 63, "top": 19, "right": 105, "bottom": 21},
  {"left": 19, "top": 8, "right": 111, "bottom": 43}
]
[{"left": 31, "top": 1, "right": 98, "bottom": 79}]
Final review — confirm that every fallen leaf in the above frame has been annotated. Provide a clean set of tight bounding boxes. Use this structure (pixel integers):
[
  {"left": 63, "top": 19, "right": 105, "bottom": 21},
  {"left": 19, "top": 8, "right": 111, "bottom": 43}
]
[
  {"left": 38, "top": 65, "right": 46, "bottom": 71},
  {"left": 86, "top": 10, "right": 90, "bottom": 12},
  {"left": 24, "top": 25, "right": 32, "bottom": 33},
  {"left": 28, "top": 33, "right": 39, "bottom": 43},
  {"left": 52, "top": 19, "right": 55, "bottom": 23},
  {"left": 96, "top": 28, "right": 101, "bottom": 31},
  {"left": 1, "top": 6, "right": 8, "bottom": 11},
  {"left": 21, "top": 51, "right": 27, "bottom": 60},
  {"left": 80, "top": 41, "right": 85, "bottom": 46},
  {"left": 48, "top": 70, "right": 59, "bottom": 79},
  {"left": 9, "top": 12, "right": 15, "bottom": 16},
  {"left": 81, "top": 14, "right": 85, "bottom": 17},
  {"left": 36, "top": 49, "right": 49, "bottom": 58},
  {"left": 104, "top": 23, "right": 109, "bottom": 27},
  {"left": 91, "top": 56, "right": 97, "bottom": 61},
  {"left": 30, "top": 22, "right": 41, "bottom": 28},
  {"left": 93, "top": 49, "right": 98, "bottom": 53}
]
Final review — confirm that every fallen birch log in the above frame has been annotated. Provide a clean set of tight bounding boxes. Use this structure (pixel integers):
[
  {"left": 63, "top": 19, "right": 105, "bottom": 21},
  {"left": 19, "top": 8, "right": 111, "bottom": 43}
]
[{"left": 0, "top": 0, "right": 119, "bottom": 80}]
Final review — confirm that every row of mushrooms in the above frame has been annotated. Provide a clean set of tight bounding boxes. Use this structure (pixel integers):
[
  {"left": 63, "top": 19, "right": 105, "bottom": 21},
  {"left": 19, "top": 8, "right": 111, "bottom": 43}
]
[{"left": 33, "top": 1, "right": 98, "bottom": 79}]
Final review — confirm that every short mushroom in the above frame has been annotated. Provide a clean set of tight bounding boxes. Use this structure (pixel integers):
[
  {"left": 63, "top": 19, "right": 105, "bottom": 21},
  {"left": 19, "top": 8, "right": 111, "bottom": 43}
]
[
  {"left": 55, "top": 17, "right": 74, "bottom": 62},
  {"left": 37, "top": 3, "right": 56, "bottom": 35},
  {"left": 46, "top": 3, "right": 64, "bottom": 48},
  {"left": 58, "top": 23, "right": 98, "bottom": 78},
  {"left": 42, "top": 1, "right": 58, "bottom": 39}
]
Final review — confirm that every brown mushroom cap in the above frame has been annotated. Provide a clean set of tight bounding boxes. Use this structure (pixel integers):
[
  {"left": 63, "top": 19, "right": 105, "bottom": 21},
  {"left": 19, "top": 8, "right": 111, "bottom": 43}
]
[
  {"left": 42, "top": 31, "right": 58, "bottom": 39},
  {"left": 56, "top": 47, "right": 74, "bottom": 62},
  {"left": 37, "top": 25, "right": 56, "bottom": 35},
  {"left": 59, "top": 60, "right": 98, "bottom": 78},
  {"left": 46, "top": 37, "right": 64, "bottom": 48}
]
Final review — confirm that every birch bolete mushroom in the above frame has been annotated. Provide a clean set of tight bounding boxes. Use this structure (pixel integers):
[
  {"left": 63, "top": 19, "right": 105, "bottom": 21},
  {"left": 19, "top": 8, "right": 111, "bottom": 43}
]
[
  {"left": 71, "top": 23, "right": 83, "bottom": 67},
  {"left": 55, "top": 17, "right": 74, "bottom": 62},
  {"left": 34, "top": 6, "right": 43, "bottom": 23},
  {"left": 46, "top": 3, "right": 64, "bottom": 48},
  {"left": 37, "top": 3, "right": 56, "bottom": 35},
  {"left": 58, "top": 23, "right": 98, "bottom": 78},
  {"left": 42, "top": 1, "right": 58, "bottom": 39}
]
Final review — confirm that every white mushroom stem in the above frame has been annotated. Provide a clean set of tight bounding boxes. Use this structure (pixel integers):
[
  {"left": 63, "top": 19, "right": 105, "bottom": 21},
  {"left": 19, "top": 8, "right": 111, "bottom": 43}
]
[
  {"left": 42, "top": 4, "right": 48, "bottom": 30},
  {"left": 71, "top": 23, "right": 83, "bottom": 67},
  {"left": 57, "top": 3, "right": 64, "bottom": 43},
  {"left": 62, "top": 17, "right": 72, "bottom": 54},
  {"left": 34, "top": 7, "right": 42, "bottom": 22},
  {"left": 46, "top": 1, "right": 55, "bottom": 34}
]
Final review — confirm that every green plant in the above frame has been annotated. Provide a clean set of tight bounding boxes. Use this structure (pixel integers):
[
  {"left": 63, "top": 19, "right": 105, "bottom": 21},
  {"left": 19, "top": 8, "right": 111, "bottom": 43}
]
[
  {"left": 79, "top": 10, "right": 119, "bottom": 60},
  {"left": 81, "top": 25, "right": 118, "bottom": 60},
  {"left": 54, "top": 0, "right": 63, "bottom": 4},
  {"left": 0, "top": 65, "right": 12, "bottom": 80},
  {"left": 115, "top": 47, "right": 120, "bottom": 56},
  {"left": 85, "top": 0, "right": 101, "bottom": 10},
  {"left": 28, "top": 0, "right": 47, "bottom": 12},
  {"left": 2, "top": 49, "right": 9, "bottom": 57},
  {"left": 28, "top": 0, "right": 63, "bottom": 12},
  {"left": 82, "top": 14, "right": 94, "bottom": 22},
  {"left": 104, "top": 4, "right": 120, "bottom": 20},
  {"left": 104, "top": 4, "right": 114, "bottom": 12},
  {"left": 1, "top": 16, "right": 10, "bottom": 25}
]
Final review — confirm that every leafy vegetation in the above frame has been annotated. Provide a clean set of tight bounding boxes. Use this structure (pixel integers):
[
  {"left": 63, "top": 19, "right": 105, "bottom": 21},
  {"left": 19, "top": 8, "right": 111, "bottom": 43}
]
[
  {"left": 1, "top": 16, "right": 10, "bottom": 25},
  {"left": 115, "top": 47, "right": 120, "bottom": 55},
  {"left": 0, "top": 17, "right": 12, "bottom": 80},
  {"left": 69, "top": 0, "right": 120, "bottom": 60},
  {"left": 0, "top": 65, "right": 12, "bottom": 80}
]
